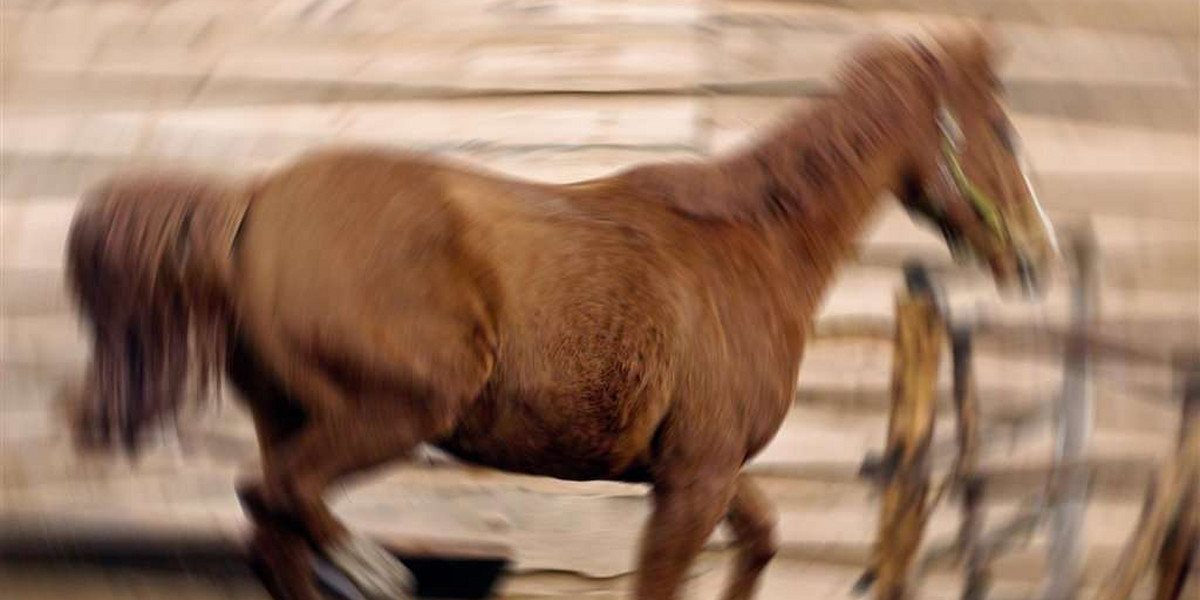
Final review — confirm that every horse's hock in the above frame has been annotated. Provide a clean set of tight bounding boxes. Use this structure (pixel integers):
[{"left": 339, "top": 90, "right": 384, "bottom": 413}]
[{"left": 2, "top": 1, "right": 1198, "bottom": 599}]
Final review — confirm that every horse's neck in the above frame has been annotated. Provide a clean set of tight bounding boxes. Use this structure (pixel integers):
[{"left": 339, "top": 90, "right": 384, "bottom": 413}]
[{"left": 716, "top": 95, "right": 922, "bottom": 301}]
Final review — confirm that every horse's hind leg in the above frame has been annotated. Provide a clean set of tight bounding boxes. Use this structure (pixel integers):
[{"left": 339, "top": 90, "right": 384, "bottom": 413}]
[
  {"left": 229, "top": 338, "right": 322, "bottom": 600},
  {"left": 240, "top": 403, "right": 423, "bottom": 600},
  {"left": 238, "top": 441, "right": 320, "bottom": 600},
  {"left": 259, "top": 403, "right": 438, "bottom": 600},
  {"left": 244, "top": 511, "right": 316, "bottom": 600},
  {"left": 246, "top": 331, "right": 491, "bottom": 600},
  {"left": 719, "top": 476, "right": 779, "bottom": 600}
]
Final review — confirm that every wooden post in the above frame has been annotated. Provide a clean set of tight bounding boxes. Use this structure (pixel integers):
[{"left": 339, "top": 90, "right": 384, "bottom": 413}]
[
  {"left": 961, "top": 478, "right": 990, "bottom": 600},
  {"left": 1042, "top": 233, "right": 1097, "bottom": 600},
  {"left": 868, "top": 264, "right": 945, "bottom": 600},
  {"left": 1152, "top": 359, "right": 1199, "bottom": 600},
  {"left": 1094, "top": 359, "right": 1200, "bottom": 600},
  {"left": 952, "top": 327, "right": 990, "bottom": 600}
]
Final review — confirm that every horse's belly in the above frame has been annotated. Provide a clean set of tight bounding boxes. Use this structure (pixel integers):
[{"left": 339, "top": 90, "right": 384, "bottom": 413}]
[
  {"left": 433, "top": 435, "right": 644, "bottom": 482},
  {"left": 433, "top": 388, "right": 660, "bottom": 483}
]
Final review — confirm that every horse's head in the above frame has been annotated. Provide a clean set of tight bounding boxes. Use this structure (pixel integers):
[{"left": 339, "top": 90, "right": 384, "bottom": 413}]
[{"left": 895, "top": 25, "right": 1058, "bottom": 297}]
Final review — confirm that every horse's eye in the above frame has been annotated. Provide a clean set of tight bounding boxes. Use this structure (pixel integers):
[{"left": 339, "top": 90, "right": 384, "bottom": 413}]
[
  {"left": 993, "top": 119, "right": 1017, "bottom": 153},
  {"left": 988, "top": 71, "right": 1005, "bottom": 93}
]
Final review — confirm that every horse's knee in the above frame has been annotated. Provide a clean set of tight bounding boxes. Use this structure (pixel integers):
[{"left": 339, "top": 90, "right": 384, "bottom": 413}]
[
  {"left": 745, "top": 514, "right": 779, "bottom": 567},
  {"left": 732, "top": 509, "right": 779, "bottom": 569},
  {"left": 723, "top": 476, "right": 779, "bottom": 570}
]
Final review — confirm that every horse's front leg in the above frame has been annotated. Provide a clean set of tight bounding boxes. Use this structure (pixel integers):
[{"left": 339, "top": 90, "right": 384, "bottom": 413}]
[
  {"left": 719, "top": 476, "right": 780, "bottom": 600},
  {"left": 634, "top": 472, "right": 740, "bottom": 600}
]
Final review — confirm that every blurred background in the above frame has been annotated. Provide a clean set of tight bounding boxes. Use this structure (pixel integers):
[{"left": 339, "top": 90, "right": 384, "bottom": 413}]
[{"left": 1, "top": 0, "right": 1197, "bottom": 599}]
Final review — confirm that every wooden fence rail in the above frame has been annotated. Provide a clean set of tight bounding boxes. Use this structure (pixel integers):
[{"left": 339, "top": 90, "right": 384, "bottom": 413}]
[{"left": 862, "top": 231, "right": 1197, "bottom": 600}]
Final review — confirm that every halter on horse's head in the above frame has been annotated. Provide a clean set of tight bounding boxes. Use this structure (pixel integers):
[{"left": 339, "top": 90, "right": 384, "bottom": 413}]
[{"left": 894, "top": 25, "right": 1059, "bottom": 296}]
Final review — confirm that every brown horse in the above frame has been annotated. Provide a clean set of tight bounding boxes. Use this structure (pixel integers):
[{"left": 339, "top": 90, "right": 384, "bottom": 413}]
[{"left": 66, "top": 25, "right": 1056, "bottom": 600}]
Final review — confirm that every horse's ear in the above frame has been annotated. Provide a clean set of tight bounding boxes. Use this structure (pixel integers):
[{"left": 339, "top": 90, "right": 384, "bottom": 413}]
[
  {"left": 934, "top": 22, "right": 1000, "bottom": 72},
  {"left": 977, "top": 18, "right": 1010, "bottom": 65},
  {"left": 906, "top": 33, "right": 947, "bottom": 85}
]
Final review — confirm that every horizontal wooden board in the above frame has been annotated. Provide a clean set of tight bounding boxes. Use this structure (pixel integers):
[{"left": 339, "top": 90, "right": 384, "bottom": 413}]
[
  {"left": 2, "top": 235, "right": 1193, "bottom": 325},
  {"left": 818, "top": 251, "right": 1199, "bottom": 322},
  {"left": 1, "top": 315, "right": 88, "bottom": 370},
  {"left": 717, "top": 0, "right": 1200, "bottom": 37},
  {"left": 2, "top": 332, "right": 1185, "bottom": 487},
  {"left": 6, "top": 147, "right": 1193, "bottom": 270},
  {"left": 0, "top": 146, "right": 701, "bottom": 201},
  {"left": 0, "top": 269, "right": 69, "bottom": 317},
  {"left": 1, "top": 538, "right": 1185, "bottom": 600},
  {"left": 707, "top": 96, "right": 1200, "bottom": 174},
  {"left": 709, "top": 8, "right": 1198, "bottom": 90},
  {"left": 4, "top": 103, "right": 1194, "bottom": 202},
  {"left": 860, "top": 203, "right": 1200, "bottom": 255},
  {"left": 853, "top": 244, "right": 1200, "bottom": 296},
  {"left": 5, "top": 0, "right": 705, "bottom": 35},
  {"left": 6, "top": 1, "right": 1196, "bottom": 132},
  {"left": 10, "top": 0, "right": 1196, "bottom": 38},
  {"left": 0, "top": 467, "right": 1159, "bottom": 580},
  {"left": 0, "top": 200, "right": 77, "bottom": 271},
  {"left": 1031, "top": 170, "right": 1199, "bottom": 220},
  {"left": 8, "top": 329, "right": 1178, "bottom": 420},
  {"left": 9, "top": 241, "right": 1192, "bottom": 319},
  {"left": 999, "top": 81, "right": 1198, "bottom": 133},
  {"left": 1018, "top": 115, "right": 1199, "bottom": 174},
  {"left": 5, "top": 264, "right": 1195, "bottom": 369},
  {"left": 8, "top": 64, "right": 1195, "bottom": 137},
  {"left": 0, "top": 330, "right": 1179, "bottom": 463},
  {"left": 5, "top": 4, "right": 705, "bottom": 101},
  {"left": 1, "top": 97, "right": 702, "bottom": 164}
]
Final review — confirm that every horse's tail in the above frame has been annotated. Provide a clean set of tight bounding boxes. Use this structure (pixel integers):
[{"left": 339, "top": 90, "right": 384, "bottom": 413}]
[{"left": 66, "top": 171, "right": 252, "bottom": 454}]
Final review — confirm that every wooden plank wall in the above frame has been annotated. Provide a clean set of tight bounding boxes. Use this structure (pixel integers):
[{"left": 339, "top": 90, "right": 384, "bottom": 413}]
[{"left": 2, "top": 1, "right": 1197, "bottom": 598}]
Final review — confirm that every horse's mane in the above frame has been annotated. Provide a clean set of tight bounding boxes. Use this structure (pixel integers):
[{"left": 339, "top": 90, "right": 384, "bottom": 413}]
[{"left": 619, "top": 30, "right": 981, "bottom": 223}]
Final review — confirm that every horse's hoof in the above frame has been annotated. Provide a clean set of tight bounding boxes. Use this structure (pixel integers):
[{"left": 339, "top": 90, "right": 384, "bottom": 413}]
[{"left": 325, "top": 533, "right": 415, "bottom": 600}]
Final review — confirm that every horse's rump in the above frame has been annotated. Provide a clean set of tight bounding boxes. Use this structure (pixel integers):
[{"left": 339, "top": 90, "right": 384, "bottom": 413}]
[{"left": 227, "top": 151, "right": 505, "bottom": 411}]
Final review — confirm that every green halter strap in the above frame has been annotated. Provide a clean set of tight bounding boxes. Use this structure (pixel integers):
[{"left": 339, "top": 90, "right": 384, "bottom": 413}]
[{"left": 936, "top": 108, "right": 1010, "bottom": 242}]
